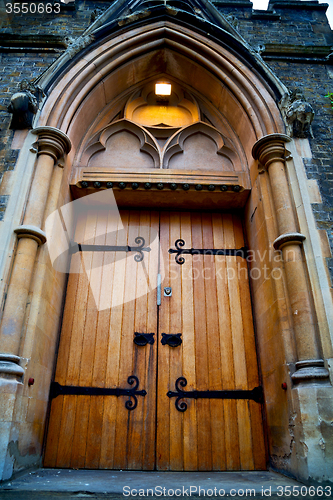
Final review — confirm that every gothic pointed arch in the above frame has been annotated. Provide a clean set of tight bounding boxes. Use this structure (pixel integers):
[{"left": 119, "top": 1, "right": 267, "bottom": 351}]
[{"left": 34, "top": 8, "right": 286, "bottom": 175}]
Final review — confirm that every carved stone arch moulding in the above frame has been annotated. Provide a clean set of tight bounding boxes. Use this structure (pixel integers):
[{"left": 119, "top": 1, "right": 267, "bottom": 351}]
[
  {"left": 162, "top": 121, "right": 241, "bottom": 171},
  {"left": 78, "top": 119, "right": 161, "bottom": 169}
]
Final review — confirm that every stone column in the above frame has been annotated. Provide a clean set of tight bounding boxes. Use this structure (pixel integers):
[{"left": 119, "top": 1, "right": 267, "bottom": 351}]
[
  {"left": 252, "top": 133, "right": 329, "bottom": 383},
  {"left": 0, "top": 127, "right": 71, "bottom": 380}
]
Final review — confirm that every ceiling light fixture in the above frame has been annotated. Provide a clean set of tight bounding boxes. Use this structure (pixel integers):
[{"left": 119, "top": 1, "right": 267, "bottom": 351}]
[{"left": 155, "top": 83, "right": 172, "bottom": 96}]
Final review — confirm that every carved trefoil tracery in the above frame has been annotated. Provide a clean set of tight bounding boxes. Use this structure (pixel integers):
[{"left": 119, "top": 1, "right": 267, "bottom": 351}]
[{"left": 78, "top": 118, "right": 241, "bottom": 172}]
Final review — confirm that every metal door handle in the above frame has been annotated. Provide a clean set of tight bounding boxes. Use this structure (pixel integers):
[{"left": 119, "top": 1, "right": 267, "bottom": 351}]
[
  {"left": 161, "top": 333, "right": 182, "bottom": 347},
  {"left": 157, "top": 273, "right": 161, "bottom": 306},
  {"left": 134, "top": 332, "right": 155, "bottom": 346}
]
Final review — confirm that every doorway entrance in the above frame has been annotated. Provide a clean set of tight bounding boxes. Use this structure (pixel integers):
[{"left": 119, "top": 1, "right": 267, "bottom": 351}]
[{"left": 44, "top": 209, "right": 266, "bottom": 471}]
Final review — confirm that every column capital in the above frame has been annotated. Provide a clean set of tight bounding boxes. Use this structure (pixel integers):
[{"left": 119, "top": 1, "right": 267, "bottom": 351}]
[
  {"left": 252, "top": 133, "right": 291, "bottom": 169},
  {"left": 14, "top": 225, "right": 47, "bottom": 245},
  {"left": 273, "top": 232, "right": 306, "bottom": 250},
  {"left": 32, "top": 126, "right": 71, "bottom": 162}
]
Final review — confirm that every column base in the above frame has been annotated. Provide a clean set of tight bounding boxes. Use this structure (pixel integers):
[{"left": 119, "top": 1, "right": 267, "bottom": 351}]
[
  {"left": 0, "top": 354, "right": 24, "bottom": 380},
  {"left": 291, "top": 359, "right": 330, "bottom": 385}
]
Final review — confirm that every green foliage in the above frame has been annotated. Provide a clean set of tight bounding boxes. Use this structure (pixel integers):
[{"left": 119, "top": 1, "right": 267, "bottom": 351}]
[{"left": 325, "top": 92, "right": 333, "bottom": 109}]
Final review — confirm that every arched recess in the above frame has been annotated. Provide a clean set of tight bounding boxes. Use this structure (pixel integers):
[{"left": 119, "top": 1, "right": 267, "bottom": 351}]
[
  {"left": 3, "top": 9, "right": 332, "bottom": 482},
  {"left": 35, "top": 21, "right": 289, "bottom": 470}
]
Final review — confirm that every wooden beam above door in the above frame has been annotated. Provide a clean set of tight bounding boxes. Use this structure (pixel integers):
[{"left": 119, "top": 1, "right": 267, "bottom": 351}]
[{"left": 70, "top": 169, "right": 251, "bottom": 209}]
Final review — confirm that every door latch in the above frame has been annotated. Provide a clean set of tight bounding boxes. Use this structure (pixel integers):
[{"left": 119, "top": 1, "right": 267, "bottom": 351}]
[
  {"left": 161, "top": 333, "right": 182, "bottom": 347},
  {"left": 134, "top": 332, "right": 155, "bottom": 346},
  {"left": 157, "top": 273, "right": 162, "bottom": 306}
]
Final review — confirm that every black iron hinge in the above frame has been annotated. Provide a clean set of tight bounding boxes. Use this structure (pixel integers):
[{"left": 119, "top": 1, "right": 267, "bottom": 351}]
[
  {"left": 50, "top": 375, "right": 146, "bottom": 411},
  {"left": 69, "top": 236, "right": 151, "bottom": 262},
  {"left": 167, "top": 377, "right": 263, "bottom": 411},
  {"left": 169, "top": 239, "right": 248, "bottom": 265}
]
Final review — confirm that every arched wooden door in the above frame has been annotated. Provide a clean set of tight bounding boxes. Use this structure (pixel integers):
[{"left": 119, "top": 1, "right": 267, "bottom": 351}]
[{"left": 44, "top": 209, "right": 266, "bottom": 470}]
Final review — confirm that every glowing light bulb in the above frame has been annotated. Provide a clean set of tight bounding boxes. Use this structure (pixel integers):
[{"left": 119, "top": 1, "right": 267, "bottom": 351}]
[{"left": 155, "top": 83, "right": 172, "bottom": 96}]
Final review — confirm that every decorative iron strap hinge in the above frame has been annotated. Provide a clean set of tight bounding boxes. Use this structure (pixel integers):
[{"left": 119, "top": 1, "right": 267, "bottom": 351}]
[
  {"left": 169, "top": 239, "right": 248, "bottom": 265},
  {"left": 167, "top": 377, "right": 263, "bottom": 412},
  {"left": 50, "top": 375, "right": 146, "bottom": 411},
  {"left": 69, "top": 236, "right": 151, "bottom": 262}
]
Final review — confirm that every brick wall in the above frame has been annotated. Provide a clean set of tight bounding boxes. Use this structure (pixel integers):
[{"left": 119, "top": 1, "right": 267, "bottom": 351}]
[
  {"left": 0, "top": 0, "right": 110, "bottom": 218},
  {"left": 0, "top": 52, "right": 57, "bottom": 219}
]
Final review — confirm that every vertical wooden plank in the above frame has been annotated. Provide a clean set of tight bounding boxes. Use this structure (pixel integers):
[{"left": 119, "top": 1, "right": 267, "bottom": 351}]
[
  {"left": 142, "top": 210, "right": 159, "bottom": 470},
  {"left": 202, "top": 213, "right": 225, "bottom": 470},
  {"left": 44, "top": 214, "right": 87, "bottom": 467},
  {"left": 114, "top": 210, "right": 140, "bottom": 469},
  {"left": 43, "top": 398, "right": 64, "bottom": 467},
  {"left": 213, "top": 212, "right": 240, "bottom": 470},
  {"left": 127, "top": 210, "right": 155, "bottom": 469},
  {"left": 69, "top": 209, "right": 100, "bottom": 468},
  {"left": 168, "top": 211, "right": 184, "bottom": 470},
  {"left": 58, "top": 209, "right": 99, "bottom": 468},
  {"left": 84, "top": 209, "right": 109, "bottom": 468},
  {"left": 157, "top": 211, "right": 171, "bottom": 470},
  {"left": 233, "top": 214, "right": 266, "bottom": 469},
  {"left": 127, "top": 211, "right": 147, "bottom": 469},
  {"left": 212, "top": 213, "right": 235, "bottom": 388},
  {"left": 224, "top": 213, "right": 247, "bottom": 391},
  {"left": 237, "top": 400, "right": 254, "bottom": 470},
  {"left": 224, "top": 214, "right": 253, "bottom": 470},
  {"left": 54, "top": 210, "right": 87, "bottom": 385},
  {"left": 92, "top": 209, "right": 120, "bottom": 389},
  {"left": 100, "top": 211, "right": 128, "bottom": 469},
  {"left": 181, "top": 212, "right": 197, "bottom": 471},
  {"left": 55, "top": 395, "right": 78, "bottom": 467},
  {"left": 94, "top": 208, "right": 119, "bottom": 468},
  {"left": 66, "top": 209, "right": 98, "bottom": 386},
  {"left": 249, "top": 401, "right": 267, "bottom": 469},
  {"left": 191, "top": 212, "right": 212, "bottom": 471}
]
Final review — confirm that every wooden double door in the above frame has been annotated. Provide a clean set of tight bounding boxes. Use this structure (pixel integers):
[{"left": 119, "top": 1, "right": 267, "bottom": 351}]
[{"left": 44, "top": 209, "right": 266, "bottom": 471}]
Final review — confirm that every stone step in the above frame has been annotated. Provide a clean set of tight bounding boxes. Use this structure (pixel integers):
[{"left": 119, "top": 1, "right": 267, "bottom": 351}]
[{"left": 1, "top": 469, "right": 329, "bottom": 500}]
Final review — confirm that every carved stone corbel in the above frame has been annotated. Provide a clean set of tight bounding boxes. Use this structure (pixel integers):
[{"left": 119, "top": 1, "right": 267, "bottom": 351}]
[
  {"left": 7, "top": 80, "right": 44, "bottom": 130},
  {"left": 279, "top": 88, "right": 314, "bottom": 139}
]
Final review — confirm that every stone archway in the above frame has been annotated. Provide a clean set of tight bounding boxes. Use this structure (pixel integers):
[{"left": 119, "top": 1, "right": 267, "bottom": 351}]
[{"left": 0, "top": 17, "right": 332, "bottom": 482}]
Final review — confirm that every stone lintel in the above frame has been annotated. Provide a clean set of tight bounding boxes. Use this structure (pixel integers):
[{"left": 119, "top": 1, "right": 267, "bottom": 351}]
[
  {"left": 14, "top": 225, "right": 47, "bottom": 245},
  {"left": 252, "top": 133, "right": 291, "bottom": 169},
  {"left": 32, "top": 126, "right": 71, "bottom": 162},
  {"left": 273, "top": 232, "right": 306, "bottom": 250}
]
